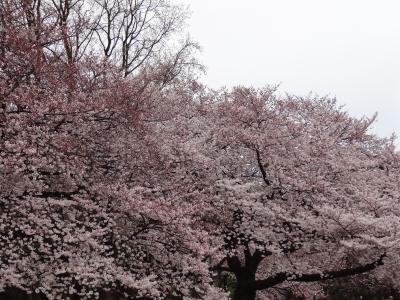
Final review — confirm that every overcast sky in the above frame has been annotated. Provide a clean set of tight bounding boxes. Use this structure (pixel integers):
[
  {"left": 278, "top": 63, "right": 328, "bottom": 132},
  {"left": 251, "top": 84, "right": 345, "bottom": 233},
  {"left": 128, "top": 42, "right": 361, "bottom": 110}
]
[{"left": 174, "top": 0, "right": 400, "bottom": 144}]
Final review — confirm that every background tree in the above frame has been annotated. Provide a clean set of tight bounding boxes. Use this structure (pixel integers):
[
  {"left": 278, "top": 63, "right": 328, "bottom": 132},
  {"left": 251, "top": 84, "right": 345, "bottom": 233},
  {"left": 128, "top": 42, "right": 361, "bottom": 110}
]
[
  {"left": 0, "top": 0, "right": 198, "bottom": 78},
  {"left": 92, "top": 0, "right": 188, "bottom": 76}
]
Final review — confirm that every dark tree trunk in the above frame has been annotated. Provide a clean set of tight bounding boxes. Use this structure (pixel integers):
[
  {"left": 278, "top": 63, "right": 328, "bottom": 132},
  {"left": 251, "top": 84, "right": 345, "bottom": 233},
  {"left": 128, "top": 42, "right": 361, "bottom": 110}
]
[
  {"left": 232, "top": 265, "right": 258, "bottom": 300},
  {"left": 233, "top": 282, "right": 257, "bottom": 300},
  {"left": 0, "top": 287, "right": 47, "bottom": 300},
  {"left": 227, "top": 250, "right": 263, "bottom": 300}
]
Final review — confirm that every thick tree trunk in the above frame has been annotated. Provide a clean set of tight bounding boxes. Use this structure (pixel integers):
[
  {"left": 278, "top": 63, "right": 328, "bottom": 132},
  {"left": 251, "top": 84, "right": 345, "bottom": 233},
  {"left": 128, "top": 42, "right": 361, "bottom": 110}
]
[
  {"left": 233, "top": 283, "right": 257, "bottom": 300},
  {"left": 0, "top": 287, "right": 47, "bottom": 300},
  {"left": 233, "top": 270, "right": 257, "bottom": 300},
  {"left": 227, "top": 252, "right": 263, "bottom": 300}
]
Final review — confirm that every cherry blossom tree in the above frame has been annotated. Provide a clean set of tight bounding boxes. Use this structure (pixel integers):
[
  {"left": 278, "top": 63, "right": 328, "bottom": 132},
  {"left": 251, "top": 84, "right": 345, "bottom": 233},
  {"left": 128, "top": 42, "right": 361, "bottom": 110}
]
[
  {"left": 202, "top": 87, "right": 400, "bottom": 300},
  {"left": 0, "top": 1, "right": 223, "bottom": 299},
  {"left": 2, "top": 1, "right": 400, "bottom": 300}
]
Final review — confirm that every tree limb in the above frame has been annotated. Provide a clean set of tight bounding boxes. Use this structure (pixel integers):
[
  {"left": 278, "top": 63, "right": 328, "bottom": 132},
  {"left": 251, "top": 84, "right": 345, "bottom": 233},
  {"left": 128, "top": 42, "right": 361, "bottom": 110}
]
[{"left": 252, "top": 253, "right": 386, "bottom": 291}]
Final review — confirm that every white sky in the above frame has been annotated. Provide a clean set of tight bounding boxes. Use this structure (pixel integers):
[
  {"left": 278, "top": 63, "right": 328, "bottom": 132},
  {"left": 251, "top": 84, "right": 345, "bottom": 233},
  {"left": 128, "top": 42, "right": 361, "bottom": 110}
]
[{"left": 174, "top": 0, "right": 400, "bottom": 144}]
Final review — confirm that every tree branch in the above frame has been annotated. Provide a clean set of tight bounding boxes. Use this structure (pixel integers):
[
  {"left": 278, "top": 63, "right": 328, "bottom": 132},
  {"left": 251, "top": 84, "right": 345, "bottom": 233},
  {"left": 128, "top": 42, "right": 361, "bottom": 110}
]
[
  {"left": 255, "top": 148, "right": 271, "bottom": 186},
  {"left": 253, "top": 253, "right": 386, "bottom": 291}
]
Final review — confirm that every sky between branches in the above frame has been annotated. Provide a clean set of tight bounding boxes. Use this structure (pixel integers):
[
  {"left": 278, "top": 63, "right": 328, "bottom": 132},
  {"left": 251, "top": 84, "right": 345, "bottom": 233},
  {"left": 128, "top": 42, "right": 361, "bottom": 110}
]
[{"left": 173, "top": 0, "right": 400, "bottom": 146}]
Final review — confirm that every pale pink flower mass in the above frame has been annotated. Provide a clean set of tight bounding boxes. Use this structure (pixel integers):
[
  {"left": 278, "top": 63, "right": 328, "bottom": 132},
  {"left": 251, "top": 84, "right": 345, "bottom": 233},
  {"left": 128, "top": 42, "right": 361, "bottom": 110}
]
[{"left": 1, "top": 1, "right": 400, "bottom": 300}]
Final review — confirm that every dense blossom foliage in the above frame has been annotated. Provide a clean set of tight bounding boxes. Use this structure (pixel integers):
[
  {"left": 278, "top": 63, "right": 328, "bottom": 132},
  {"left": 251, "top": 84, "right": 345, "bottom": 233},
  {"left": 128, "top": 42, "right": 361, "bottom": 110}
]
[
  {"left": 0, "top": 73, "right": 224, "bottom": 299},
  {"left": 1, "top": 1, "right": 400, "bottom": 300},
  {"left": 0, "top": 1, "right": 223, "bottom": 299},
  {"left": 203, "top": 88, "right": 400, "bottom": 300}
]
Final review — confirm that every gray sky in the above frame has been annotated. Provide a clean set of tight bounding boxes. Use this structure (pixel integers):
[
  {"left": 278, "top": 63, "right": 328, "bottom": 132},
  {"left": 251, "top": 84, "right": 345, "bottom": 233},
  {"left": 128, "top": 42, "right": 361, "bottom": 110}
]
[{"left": 174, "top": 0, "right": 400, "bottom": 144}]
